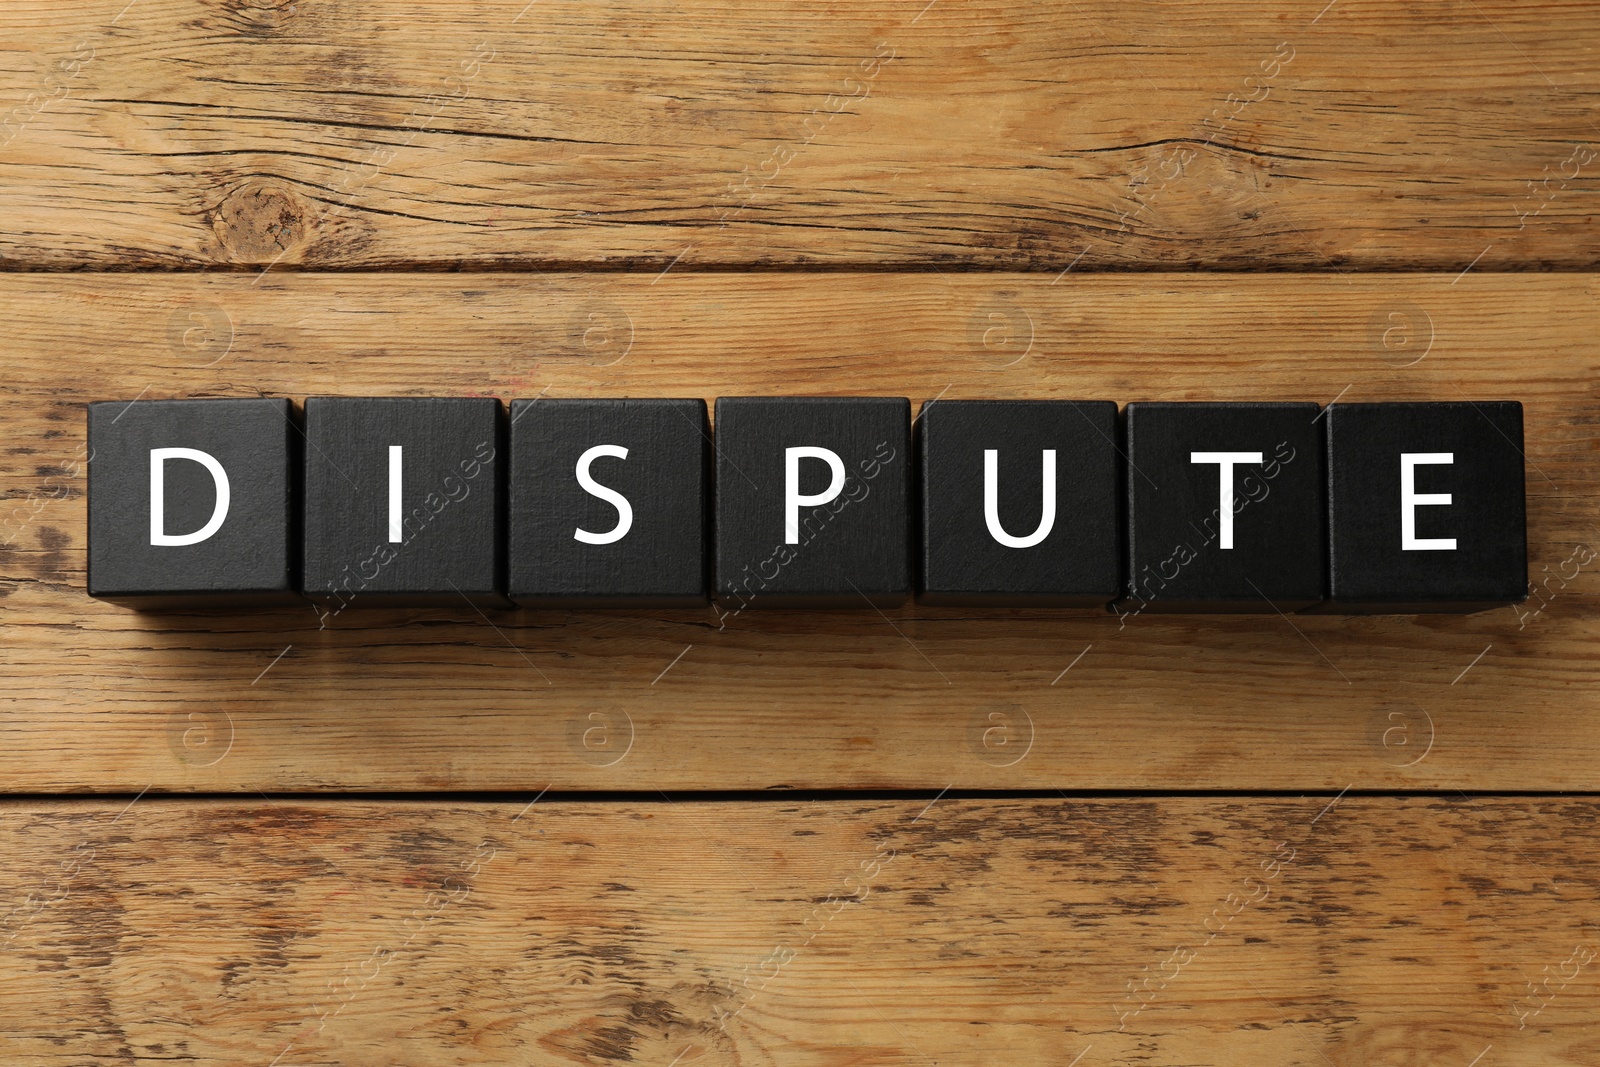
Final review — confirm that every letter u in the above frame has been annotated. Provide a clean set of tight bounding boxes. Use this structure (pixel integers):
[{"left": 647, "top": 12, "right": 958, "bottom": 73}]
[{"left": 983, "top": 449, "right": 1056, "bottom": 549}]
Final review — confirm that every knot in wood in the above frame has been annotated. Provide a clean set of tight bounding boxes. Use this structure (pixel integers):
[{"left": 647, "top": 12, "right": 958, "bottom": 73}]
[{"left": 211, "top": 181, "right": 309, "bottom": 264}]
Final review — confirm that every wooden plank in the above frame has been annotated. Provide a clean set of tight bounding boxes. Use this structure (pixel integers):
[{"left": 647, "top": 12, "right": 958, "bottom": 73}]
[
  {"left": 0, "top": 795, "right": 1595, "bottom": 1064},
  {"left": 2, "top": 272, "right": 1596, "bottom": 792},
  {"left": 1, "top": 0, "right": 1598, "bottom": 269}
]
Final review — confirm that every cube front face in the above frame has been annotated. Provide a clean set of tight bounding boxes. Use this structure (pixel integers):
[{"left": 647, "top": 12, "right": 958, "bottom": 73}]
[
  {"left": 301, "top": 397, "right": 504, "bottom": 607},
  {"left": 508, "top": 398, "right": 709, "bottom": 607},
  {"left": 918, "top": 400, "right": 1121, "bottom": 606},
  {"left": 87, "top": 398, "right": 298, "bottom": 606},
  {"left": 714, "top": 397, "right": 911, "bottom": 608},
  {"left": 1121, "top": 402, "right": 1325, "bottom": 613},
  {"left": 1318, "top": 402, "right": 1527, "bottom": 613}
]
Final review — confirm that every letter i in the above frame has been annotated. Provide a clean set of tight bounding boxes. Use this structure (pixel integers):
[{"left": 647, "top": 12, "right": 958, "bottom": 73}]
[{"left": 388, "top": 445, "right": 403, "bottom": 542}]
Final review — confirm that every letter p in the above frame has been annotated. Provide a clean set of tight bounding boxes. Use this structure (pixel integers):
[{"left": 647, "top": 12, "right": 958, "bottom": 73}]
[{"left": 785, "top": 446, "right": 845, "bottom": 544}]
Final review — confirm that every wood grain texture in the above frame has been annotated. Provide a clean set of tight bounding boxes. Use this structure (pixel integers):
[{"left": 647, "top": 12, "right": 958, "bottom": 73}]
[
  {"left": 2, "top": 272, "right": 1596, "bottom": 792},
  {"left": 1, "top": 796, "right": 1597, "bottom": 1065},
  {"left": 1, "top": 0, "right": 1598, "bottom": 270}
]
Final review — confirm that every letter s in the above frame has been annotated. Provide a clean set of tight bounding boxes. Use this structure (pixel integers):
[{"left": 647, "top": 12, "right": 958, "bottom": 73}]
[{"left": 574, "top": 445, "right": 634, "bottom": 545}]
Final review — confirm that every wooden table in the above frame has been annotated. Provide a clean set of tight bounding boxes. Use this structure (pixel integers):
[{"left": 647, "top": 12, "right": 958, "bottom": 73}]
[{"left": 2, "top": 2, "right": 1597, "bottom": 1063}]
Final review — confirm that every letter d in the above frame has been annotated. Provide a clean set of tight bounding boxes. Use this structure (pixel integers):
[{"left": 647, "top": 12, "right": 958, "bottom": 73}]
[{"left": 150, "top": 447, "right": 230, "bottom": 546}]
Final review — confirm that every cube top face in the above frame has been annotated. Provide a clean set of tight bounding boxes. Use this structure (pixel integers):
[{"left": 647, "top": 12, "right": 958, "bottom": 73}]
[
  {"left": 1123, "top": 402, "right": 1325, "bottom": 613},
  {"left": 1321, "top": 401, "right": 1527, "bottom": 612},
  {"left": 714, "top": 396, "right": 911, "bottom": 607},
  {"left": 301, "top": 396, "right": 503, "bottom": 606},
  {"left": 87, "top": 397, "right": 297, "bottom": 604},
  {"left": 508, "top": 398, "right": 709, "bottom": 607},
  {"left": 919, "top": 399, "right": 1121, "bottom": 606}
]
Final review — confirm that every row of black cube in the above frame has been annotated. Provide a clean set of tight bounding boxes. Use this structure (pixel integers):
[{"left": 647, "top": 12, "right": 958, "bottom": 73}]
[{"left": 86, "top": 396, "right": 1528, "bottom": 614}]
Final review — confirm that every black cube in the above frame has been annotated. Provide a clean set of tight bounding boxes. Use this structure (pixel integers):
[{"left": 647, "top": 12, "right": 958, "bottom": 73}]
[
  {"left": 87, "top": 397, "right": 298, "bottom": 607},
  {"left": 918, "top": 399, "right": 1121, "bottom": 606},
  {"left": 508, "top": 397, "right": 709, "bottom": 607},
  {"left": 1309, "top": 401, "right": 1527, "bottom": 614},
  {"left": 1119, "top": 402, "right": 1325, "bottom": 614},
  {"left": 301, "top": 396, "right": 504, "bottom": 609},
  {"left": 714, "top": 396, "right": 911, "bottom": 608}
]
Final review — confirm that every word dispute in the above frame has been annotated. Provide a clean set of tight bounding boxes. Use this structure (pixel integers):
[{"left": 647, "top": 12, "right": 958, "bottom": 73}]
[{"left": 84, "top": 395, "right": 1528, "bottom": 615}]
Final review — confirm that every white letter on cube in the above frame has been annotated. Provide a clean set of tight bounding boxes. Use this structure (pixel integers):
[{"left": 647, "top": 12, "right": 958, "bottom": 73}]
[
  {"left": 1190, "top": 451, "right": 1263, "bottom": 550},
  {"left": 150, "top": 447, "right": 230, "bottom": 547},
  {"left": 1401, "top": 452, "right": 1456, "bottom": 551},
  {"left": 785, "top": 446, "right": 846, "bottom": 544}
]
